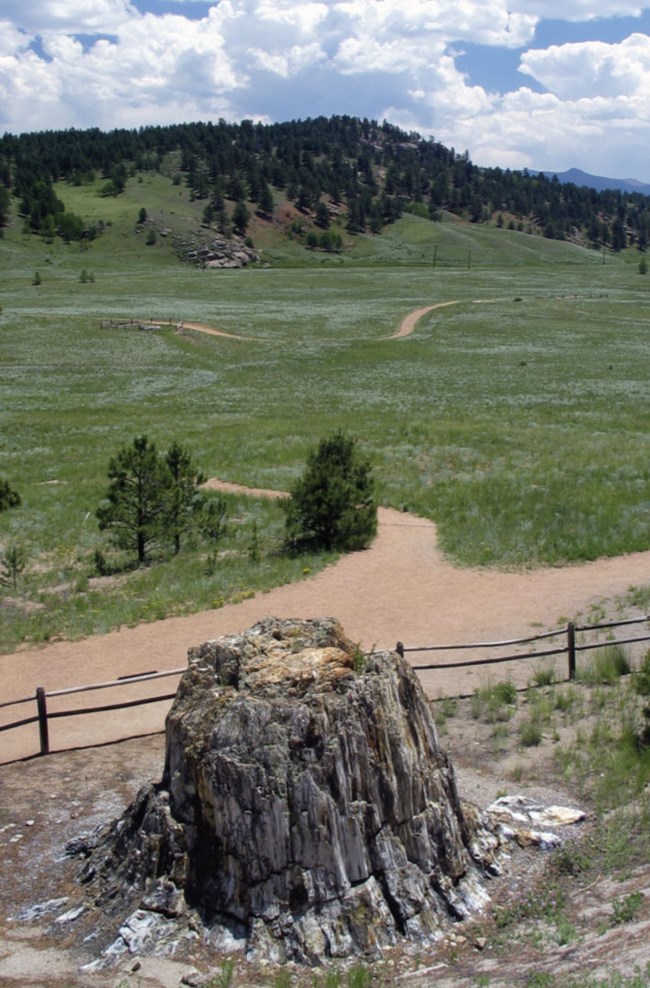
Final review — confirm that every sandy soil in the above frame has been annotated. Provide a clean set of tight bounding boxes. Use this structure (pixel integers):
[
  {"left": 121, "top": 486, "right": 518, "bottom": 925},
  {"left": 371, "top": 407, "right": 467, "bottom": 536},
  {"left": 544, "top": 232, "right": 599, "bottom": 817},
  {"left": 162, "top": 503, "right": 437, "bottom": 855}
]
[{"left": 2, "top": 498, "right": 649, "bottom": 762}]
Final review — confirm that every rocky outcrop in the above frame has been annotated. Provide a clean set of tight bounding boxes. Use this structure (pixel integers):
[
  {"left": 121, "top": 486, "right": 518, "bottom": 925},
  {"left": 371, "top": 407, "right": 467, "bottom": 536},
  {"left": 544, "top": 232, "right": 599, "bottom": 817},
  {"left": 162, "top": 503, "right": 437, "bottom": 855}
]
[
  {"left": 75, "top": 618, "right": 500, "bottom": 965},
  {"left": 174, "top": 233, "right": 259, "bottom": 268}
]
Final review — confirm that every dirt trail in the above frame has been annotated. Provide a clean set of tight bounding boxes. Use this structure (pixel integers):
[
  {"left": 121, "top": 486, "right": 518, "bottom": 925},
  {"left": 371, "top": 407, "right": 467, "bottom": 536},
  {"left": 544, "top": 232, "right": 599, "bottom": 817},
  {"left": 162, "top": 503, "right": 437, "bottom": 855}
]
[
  {"left": 1, "top": 303, "right": 647, "bottom": 760},
  {"left": 2, "top": 496, "right": 649, "bottom": 762},
  {"left": 178, "top": 320, "right": 245, "bottom": 340},
  {"left": 164, "top": 298, "right": 464, "bottom": 343},
  {"left": 389, "top": 299, "right": 461, "bottom": 337}
]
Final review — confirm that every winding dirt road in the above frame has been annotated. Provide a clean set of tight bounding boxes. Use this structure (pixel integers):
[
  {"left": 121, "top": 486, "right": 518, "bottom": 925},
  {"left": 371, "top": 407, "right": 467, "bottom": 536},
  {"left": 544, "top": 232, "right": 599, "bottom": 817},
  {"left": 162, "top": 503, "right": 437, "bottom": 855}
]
[
  {"left": 388, "top": 300, "right": 461, "bottom": 338},
  {"left": 1, "top": 303, "right": 647, "bottom": 762},
  {"left": 164, "top": 297, "right": 465, "bottom": 343},
  {"left": 2, "top": 496, "right": 648, "bottom": 762}
]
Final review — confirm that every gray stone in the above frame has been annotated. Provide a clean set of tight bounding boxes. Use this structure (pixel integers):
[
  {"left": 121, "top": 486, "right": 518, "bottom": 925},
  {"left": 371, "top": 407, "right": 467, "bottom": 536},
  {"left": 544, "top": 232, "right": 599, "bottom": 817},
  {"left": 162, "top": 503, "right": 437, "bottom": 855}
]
[
  {"left": 11, "top": 897, "right": 69, "bottom": 922},
  {"left": 75, "top": 618, "right": 499, "bottom": 964},
  {"left": 54, "top": 905, "right": 86, "bottom": 924},
  {"left": 174, "top": 232, "right": 259, "bottom": 268}
]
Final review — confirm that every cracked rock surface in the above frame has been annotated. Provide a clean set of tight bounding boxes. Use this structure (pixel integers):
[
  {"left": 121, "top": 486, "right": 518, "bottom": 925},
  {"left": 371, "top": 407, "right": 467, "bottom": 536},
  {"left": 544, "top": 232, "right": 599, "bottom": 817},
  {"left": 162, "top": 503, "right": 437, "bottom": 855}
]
[{"left": 75, "top": 617, "right": 498, "bottom": 964}]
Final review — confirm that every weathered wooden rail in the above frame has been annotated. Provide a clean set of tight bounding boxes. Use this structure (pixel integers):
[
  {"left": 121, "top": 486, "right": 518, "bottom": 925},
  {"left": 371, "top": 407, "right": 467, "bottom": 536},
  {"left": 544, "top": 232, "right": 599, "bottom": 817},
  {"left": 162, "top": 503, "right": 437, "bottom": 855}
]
[
  {"left": 399, "top": 615, "right": 650, "bottom": 697},
  {"left": 1, "top": 616, "right": 648, "bottom": 760},
  {"left": 99, "top": 318, "right": 182, "bottom": 331},
  {"left": 0, "top": 667, "right": 184, "bottom": 759}
]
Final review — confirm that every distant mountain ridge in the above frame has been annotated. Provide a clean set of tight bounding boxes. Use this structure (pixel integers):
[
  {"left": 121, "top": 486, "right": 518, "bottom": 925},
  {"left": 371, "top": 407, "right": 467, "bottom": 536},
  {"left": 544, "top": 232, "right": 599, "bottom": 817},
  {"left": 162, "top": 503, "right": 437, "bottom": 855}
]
[{"left": 538, "top": 167, "right": 650, "bottom": 196}]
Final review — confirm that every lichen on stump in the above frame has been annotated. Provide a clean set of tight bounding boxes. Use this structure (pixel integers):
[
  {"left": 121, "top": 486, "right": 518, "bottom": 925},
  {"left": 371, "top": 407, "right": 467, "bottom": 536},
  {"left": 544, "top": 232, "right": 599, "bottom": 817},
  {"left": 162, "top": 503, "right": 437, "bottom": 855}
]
[{"left": 77, "top": 617, "right": 497, "bottom": 964}]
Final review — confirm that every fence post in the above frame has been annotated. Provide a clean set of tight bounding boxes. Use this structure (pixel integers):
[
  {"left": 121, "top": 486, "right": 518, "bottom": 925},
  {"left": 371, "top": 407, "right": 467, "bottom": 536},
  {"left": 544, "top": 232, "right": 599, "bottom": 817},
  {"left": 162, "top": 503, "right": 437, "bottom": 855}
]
[
  {"left": 36, "top": 687, "right": 49, "bottom": 755},
  {"left": 395, "top": 641, "right": 404, "bottom": 658},
  {"left": 567, "top": 622, "right": 576, "bottom": 681}
]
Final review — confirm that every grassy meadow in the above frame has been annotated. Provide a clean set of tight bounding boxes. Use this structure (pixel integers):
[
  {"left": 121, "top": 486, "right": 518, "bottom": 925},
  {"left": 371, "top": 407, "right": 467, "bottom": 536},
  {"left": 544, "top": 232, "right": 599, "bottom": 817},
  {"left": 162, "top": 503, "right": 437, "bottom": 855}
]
[{"left": 1, "top": 171, "right": 649, "bottom": 651}]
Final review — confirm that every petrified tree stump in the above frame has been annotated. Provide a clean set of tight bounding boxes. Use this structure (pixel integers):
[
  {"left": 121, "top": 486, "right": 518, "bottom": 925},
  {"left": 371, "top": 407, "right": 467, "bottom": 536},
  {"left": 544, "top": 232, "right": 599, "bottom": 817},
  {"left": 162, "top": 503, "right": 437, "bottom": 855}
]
[{"left": 77, "top": 618, "right": 497, "bottom": 964}]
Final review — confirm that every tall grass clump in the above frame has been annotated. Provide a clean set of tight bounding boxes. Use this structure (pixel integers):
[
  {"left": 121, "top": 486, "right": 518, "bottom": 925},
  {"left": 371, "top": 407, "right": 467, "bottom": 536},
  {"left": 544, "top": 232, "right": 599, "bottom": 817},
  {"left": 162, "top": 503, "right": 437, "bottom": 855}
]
[
  {"left": 578, "top": 644, "right": 632, "bottom": 685},
  {"left": 471, "top": 680, "right": 517, "bottom": 722},
  {"left": 531, "top": 661, "right": 556, "bottom": 687},
  {"left": 554, "top": 675, "right": 650, "bottom": 871},
  {"left": 519, "top": 716, "right": 543, "bottom": 747}
]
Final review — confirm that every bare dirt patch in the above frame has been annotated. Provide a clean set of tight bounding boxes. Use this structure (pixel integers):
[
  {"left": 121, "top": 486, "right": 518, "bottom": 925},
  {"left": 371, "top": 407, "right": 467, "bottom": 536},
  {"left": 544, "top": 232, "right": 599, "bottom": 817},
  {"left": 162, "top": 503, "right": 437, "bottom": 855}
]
[{"left": 2, "top": 503, "right": 649, "bottom": 762}]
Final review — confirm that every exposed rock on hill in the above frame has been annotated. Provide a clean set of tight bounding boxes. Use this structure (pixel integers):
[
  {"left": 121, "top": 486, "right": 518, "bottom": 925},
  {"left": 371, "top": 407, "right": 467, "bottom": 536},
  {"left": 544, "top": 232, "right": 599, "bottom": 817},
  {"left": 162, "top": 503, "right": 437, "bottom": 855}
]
[
  {"left": 75, "top": 618, "right": 500, "bottom": 965},
  {"left": 174, "top": 233, "right": 259, "bottom": 268}
]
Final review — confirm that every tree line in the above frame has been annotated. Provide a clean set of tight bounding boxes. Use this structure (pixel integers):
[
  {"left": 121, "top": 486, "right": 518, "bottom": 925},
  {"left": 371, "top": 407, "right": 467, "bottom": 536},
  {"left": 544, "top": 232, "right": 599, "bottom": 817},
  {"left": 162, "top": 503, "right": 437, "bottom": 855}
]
[
  {"left": 1, "top": 115, "right": 648, "bottom": 249},
  {"left": 95, "top": 432, "right": 376, "bottom": 567},
  {"left": 0, "top": 433, "right": 376, "bottom": 596}
]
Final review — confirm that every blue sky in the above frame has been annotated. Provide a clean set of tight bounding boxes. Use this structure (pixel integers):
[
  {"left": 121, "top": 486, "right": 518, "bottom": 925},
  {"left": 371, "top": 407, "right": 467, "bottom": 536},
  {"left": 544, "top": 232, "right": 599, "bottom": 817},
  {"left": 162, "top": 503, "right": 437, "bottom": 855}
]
[{"left": 2, "top": 2, "right": 650, "bottom": 180}]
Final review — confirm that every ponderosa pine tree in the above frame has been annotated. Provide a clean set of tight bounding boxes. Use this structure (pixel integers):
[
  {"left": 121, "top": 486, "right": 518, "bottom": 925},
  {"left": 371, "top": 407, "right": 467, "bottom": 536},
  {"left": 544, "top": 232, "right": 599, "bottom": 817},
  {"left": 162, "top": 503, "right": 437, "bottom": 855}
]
[
  {"left": 233, "top": 200, "right": 249, "bottom": 236},
  {"left": 0, "top": 543, "right": 26, "bottom": 591},
  {"left": 96, "top": 435, "right": 168, "bottom": 564},
  {"left": 0, "top": 478, "right": 20, "bottom": 512},
  {"left": 283, "top": 431, "right": 377, "bottom": 552},
  {"left": 164, "top": 441, "right": 206, "bottom": 555}
]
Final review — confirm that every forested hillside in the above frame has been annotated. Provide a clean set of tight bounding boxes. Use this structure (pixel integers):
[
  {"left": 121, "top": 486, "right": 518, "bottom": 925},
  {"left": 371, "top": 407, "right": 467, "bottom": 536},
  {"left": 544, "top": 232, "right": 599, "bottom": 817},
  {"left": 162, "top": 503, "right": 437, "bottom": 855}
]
[{"left": 1, "top": 115, "right": 648, "bottom": 254}]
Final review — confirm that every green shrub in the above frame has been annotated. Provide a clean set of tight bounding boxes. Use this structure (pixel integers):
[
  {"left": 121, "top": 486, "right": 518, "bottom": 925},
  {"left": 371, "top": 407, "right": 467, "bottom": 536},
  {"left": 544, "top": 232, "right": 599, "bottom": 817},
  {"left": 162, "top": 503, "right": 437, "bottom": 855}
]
[
  {"left": 519, "top": 716, "right": 543, "bottom": 747},
  {"left": 612, "top": 891, "right": 644, "bottom": 926},
  {"left": 0, "top": 478, "right": 21, "bottom": 511},
  {"left": 532, "top": 662, "right": 556, "bottom": 687},
  {"left": 580, "top": 644, "right": 631, "bottom": 685},
  {"left": 472, "top": 680, "right": 517, "bottom": 723}
]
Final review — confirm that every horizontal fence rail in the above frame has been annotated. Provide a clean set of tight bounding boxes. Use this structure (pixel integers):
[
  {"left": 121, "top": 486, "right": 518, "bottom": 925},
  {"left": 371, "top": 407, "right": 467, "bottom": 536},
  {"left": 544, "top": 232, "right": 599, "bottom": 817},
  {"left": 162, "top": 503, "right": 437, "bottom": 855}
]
[
  {"left": 1, "top": 667, "right": 185, "bottom": 759},
  {"left": 1, "top": 617, "right": 648, "bottom": 761},
  {"left": 399, "top": 616, "right": 650, "bottom": 686},
  {"left": 46, "top": 666, "right": 185, "bottom": 699}
]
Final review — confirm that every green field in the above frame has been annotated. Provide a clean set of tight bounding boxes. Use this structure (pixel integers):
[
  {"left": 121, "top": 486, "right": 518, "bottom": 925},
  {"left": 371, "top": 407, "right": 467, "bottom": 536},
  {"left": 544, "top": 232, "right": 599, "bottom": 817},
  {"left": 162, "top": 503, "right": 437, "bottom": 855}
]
[{"left": 1, "top": 179, "right": 649, "bottom": 651}]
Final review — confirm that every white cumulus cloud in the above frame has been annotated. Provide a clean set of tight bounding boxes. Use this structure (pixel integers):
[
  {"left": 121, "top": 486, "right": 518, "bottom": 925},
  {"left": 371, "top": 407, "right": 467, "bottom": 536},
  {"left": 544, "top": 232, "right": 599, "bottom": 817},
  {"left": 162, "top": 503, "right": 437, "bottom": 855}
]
[
  {"left": 510, "top": 0, "right": 648, "bottom": 19},
  {"left": 1, "top": 0, "right": 650, "bottom": 179},
  {"left": 0, "top": 0, "right": 137, "bottom": 35},
  {"left": 520, "top": 33, "right": 650, "bottom": 99}
]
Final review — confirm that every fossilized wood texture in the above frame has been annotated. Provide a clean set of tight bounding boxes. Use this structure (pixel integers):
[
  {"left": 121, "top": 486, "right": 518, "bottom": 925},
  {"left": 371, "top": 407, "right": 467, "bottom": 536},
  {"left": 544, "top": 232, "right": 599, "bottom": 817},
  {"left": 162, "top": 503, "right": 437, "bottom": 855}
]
[{"left": 78, "top": 617, "right": 495, "bottom": 963}]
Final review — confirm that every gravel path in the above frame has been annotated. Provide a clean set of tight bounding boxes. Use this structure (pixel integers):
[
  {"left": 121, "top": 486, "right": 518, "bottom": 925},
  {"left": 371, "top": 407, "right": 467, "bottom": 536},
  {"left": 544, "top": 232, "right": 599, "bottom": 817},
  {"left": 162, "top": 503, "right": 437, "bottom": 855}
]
[
  {"left": 2, "top": 303, "right": 647, "bottom": 761},
  {"left": 2, "top": 499, "right": 648, "bottom": 762}
]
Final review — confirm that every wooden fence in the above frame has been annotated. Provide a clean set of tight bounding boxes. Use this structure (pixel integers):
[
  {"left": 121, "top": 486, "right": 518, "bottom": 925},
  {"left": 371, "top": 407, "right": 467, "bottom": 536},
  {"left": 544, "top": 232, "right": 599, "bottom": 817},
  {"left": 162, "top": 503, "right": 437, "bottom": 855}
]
[
  {"left": 398, "top": 615, "right": 650, "bottom": 697},
  {"left": 0, "top": 667, "right": 184, "bottom": 759},
  {"left": 99, "top": 319, "right": 182, "bottom": 331},
  {"left": 1, "top": 616, "right": 648, "bottom": 761}
]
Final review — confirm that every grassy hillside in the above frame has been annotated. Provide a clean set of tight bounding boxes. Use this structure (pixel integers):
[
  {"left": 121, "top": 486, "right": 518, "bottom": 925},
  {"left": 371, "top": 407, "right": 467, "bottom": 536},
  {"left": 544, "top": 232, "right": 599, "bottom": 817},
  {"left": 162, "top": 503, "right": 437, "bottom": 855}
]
[{"left": 1, "top": 175, "right": 649, "bottom": 651}]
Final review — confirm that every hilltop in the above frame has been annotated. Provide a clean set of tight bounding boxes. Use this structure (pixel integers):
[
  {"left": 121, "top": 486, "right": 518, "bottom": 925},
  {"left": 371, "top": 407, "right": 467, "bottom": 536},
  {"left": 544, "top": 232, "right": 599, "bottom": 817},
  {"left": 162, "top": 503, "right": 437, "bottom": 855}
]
[
  {"left": 537, "top": 166, "right": 650, "bottom": 197},
  {"left": 1, "top": 116, "right": 650, "bottom": 263}
]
